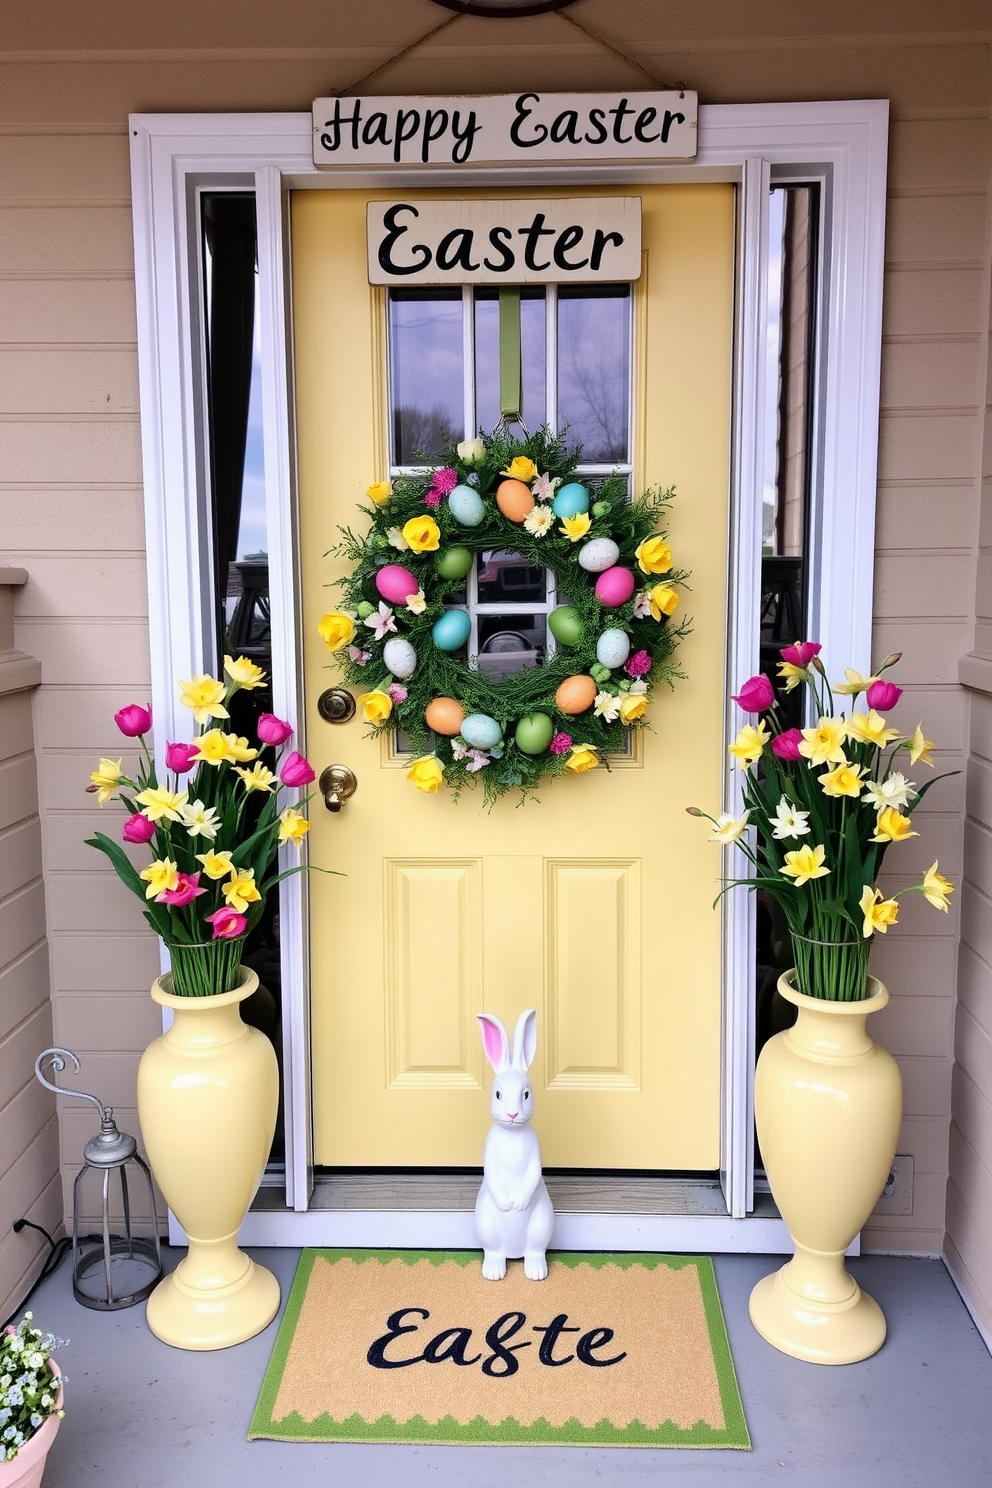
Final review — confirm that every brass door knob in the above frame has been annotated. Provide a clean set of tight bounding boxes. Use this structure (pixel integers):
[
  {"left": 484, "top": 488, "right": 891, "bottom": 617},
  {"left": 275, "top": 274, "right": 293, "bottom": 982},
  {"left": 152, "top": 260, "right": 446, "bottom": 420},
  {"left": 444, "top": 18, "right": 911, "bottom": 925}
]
[{"left": 319, "top": 764, "right": 358, "bottom": 813}]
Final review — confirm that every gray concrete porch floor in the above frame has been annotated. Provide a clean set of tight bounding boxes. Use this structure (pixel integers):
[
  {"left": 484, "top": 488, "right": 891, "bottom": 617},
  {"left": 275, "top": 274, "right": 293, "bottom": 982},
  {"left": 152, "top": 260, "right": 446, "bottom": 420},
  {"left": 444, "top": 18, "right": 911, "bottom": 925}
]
[{"left": 24, "top": 1246, "right": 992, "bottom": 1487}]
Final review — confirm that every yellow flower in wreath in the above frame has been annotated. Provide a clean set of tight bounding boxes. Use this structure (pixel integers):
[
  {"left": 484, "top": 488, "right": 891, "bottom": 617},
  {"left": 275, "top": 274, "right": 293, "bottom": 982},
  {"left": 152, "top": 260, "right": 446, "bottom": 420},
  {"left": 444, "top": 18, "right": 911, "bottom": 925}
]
[
  {"left": 367, "top": 480, "right": 392, "bottom": 504},
  {"left": 501, "top": 456, "right": 538, "bottom": 482},
  {"left": 407, "top": 755, "right": 445, "bottom": 793},
  {"left": 635, "top": 536, "right": 673, "bottom": 575},
  {"left": 358, "top": 689, "right": 393, "bottom": 725},
  {"left": 648, "top": 583, "right": 679, "bottom": 620},
  {"left": 559, "top": 512, "right": 592, "bottom": 542},
  {"left": 618, "top": 693, "right": 648, "bottom": 724},
  {"left": 566, "top": 743, "right": 600, "bottom": 773},
  {"left": 318, "top": 611, "right": 356, "bottom": 652},
  {"left": 402, "top": 515, "right": 441, "bottom": 553}
]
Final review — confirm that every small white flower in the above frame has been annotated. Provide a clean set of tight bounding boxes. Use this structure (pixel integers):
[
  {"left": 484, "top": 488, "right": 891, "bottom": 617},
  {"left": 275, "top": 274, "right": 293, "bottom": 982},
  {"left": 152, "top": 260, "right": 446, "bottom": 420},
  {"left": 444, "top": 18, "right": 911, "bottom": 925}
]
[
  {"left": 523, "top": 505, "right": 554, "bottom": 537},
  {"left": 629, "top": 679, "right": 648, "bottom": 695},
  {"left": 594, "top": 690, "right": 621, "bottom": 722},
  {"left": 451, "top": 738, "right": 470, "bottom": 761},
  {"left": 466, "top": 749, "right": 490, "bottom": 773},
  {"left": 364, "top": 602, "right": 397, "bottom": 641},
  {"left": 632, "top": 592, "right": 653, "bottom": 618},
  {"left": 178, "top": 799, "right": 220, "bottom": 840},
  {"left": 386, "top": 526, "right": 410, "bottom": 551},
  {"left": 708, "top": 811, "right": 750, "bottom": 845},
  {"left": 530, "top": 471, "right": 558, "bottom": 502},
  {"left": 405, "top": 589, "right": 427, "bottom": 615},
  {"left": 347, "top": 645, "right": 370, "bottom": 666},
  {"left": 771, "top": 797, "right": 811, "bottom": 840},
  {"left": 863, "top": 772, "right": 917, "bottom": 813}
]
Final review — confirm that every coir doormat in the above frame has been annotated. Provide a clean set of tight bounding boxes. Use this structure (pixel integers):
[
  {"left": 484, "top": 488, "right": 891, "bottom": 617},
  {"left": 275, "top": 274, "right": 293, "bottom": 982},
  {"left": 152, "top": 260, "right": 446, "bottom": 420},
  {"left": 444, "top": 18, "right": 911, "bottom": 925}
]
[{"left": 249, "top": 1249, "right": 750, "bottom": 1450}]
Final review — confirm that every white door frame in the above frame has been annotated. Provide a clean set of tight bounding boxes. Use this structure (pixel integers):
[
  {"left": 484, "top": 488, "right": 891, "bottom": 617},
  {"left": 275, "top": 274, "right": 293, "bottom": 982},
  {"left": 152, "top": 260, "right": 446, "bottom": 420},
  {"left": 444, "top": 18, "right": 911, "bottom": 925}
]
[{"left": 128, "top": 98, "right": 888, "bottom": 1251}]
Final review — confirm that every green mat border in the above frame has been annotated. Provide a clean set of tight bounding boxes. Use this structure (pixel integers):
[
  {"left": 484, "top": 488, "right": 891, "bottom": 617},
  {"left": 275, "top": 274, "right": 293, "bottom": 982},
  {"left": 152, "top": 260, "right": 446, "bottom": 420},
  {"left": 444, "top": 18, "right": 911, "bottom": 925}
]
[{"left": 249, "top": 1249, "right": 750, "bottom": 1450}]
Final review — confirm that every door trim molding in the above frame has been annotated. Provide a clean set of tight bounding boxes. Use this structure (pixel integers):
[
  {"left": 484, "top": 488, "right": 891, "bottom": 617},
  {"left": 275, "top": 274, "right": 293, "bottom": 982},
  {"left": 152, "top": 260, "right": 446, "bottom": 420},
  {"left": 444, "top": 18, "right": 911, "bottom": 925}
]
[{"left": 129, "top": 98, "right": 888, "bottom": 1249}]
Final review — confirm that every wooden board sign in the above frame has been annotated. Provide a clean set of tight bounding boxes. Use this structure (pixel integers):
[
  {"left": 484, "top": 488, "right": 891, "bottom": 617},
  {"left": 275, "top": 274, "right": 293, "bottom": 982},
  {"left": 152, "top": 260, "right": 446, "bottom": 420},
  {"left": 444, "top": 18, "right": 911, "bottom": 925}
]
[
  {"left": 313, "top": 91, "right": 697, "bottom": 168},
  {"left": 367, "top": 198, "right": 642, "bottom": 286}
]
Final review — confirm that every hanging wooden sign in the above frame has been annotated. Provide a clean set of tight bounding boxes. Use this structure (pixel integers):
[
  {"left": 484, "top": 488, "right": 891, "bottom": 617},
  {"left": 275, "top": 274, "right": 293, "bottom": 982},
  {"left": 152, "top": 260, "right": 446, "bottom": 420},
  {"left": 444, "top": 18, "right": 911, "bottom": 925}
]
[
  {"left": 313, "top": 91, "right": 697, "bottom": 168},
  {"left": 367, "top": 197, "right": 641, "bottom": 285}
]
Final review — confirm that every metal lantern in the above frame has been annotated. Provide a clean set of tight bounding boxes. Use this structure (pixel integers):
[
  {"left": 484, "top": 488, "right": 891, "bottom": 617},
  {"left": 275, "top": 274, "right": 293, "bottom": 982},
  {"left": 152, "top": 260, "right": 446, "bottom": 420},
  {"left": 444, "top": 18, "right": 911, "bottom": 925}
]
[{"left": 35, "top": 1047, "right": 163, "bottom": 1310}]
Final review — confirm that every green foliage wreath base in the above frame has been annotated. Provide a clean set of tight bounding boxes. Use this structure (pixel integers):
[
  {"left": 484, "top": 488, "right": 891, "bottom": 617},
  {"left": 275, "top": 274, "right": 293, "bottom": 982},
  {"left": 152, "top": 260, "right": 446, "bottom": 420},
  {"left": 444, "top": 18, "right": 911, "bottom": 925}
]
[{"left": 329, "top": 428, "right": 690, "bottom": 804}]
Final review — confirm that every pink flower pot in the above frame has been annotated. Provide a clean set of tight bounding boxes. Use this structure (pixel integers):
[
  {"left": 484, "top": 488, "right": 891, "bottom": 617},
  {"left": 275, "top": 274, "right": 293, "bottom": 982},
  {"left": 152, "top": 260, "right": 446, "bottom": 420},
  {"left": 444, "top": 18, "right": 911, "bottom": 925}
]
[{"left": 0, "top": 1364, "right": 61, "bottom": 1488}]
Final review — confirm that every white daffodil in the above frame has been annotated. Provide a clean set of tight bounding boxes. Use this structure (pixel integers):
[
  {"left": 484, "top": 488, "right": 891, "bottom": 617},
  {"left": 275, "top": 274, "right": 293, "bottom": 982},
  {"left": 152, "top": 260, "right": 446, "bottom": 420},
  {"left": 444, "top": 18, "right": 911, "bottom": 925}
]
[
  {"left": 178, "top": 799, "right": 220, "bottom": 839},
  {"left": 364, "top": 602, "right": 397, "bottom": 640},
  {"left": 708, "top": 811, "right": 750, "bottom": 845},
  {"left": 863, "top": 771, "right": 918, "bottom": 813},
  {"left": 386, "top": 526, "right": 410, "bottom": 551},
  {"left": 594, "top": 690, "right": 621, "bottom": 722},
  {"left": 523, "top": 505, "right": 555, "bottom": 537},
  {"left": 771, "top": 797, "right": 811, "bottom": 840}
]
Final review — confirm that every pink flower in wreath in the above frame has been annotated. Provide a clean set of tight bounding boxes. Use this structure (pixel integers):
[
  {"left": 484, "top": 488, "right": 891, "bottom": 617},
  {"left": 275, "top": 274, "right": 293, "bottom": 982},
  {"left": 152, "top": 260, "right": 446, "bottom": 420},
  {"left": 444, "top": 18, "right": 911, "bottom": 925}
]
[
  {"left": 626, "top": 650, "right": 652, "bottom": 679},
  {"left": 424, "top": 489, "right": 443, "bottom": 508},
  {"left": 550, "top": 732, "right": 573, "bottom": 755},
  {"left": 205, "top": 906, "right": 247, "bottom": 940},
  {"left": 388, "top": 684, "right": 408, "bottom": 704},
  {"left": 433, "top": 468, "right": 458, "bottom": 494},
  {"left": 122, "top": 812, "right": 156, "bottom": 844},
  {"left": 156, "top": 871, "right": 207, "bottom": 907}
]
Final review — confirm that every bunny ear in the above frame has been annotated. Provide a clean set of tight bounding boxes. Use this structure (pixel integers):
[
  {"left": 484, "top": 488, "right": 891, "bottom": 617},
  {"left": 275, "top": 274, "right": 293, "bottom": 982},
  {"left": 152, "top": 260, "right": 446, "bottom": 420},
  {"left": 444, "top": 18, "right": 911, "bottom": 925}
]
[
  {"left": 477, "top": 1013, "right": 510, "bottom": 1072},
  {"left": 512, "top": 1008, "right": 537, "bottom": 1071}
]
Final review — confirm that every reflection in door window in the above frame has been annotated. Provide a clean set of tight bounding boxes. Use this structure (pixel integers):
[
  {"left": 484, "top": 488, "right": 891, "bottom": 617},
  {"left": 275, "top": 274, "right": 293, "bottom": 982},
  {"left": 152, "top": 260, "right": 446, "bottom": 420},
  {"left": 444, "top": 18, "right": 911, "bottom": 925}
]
[
  {"left": 389, "top": 288, "right": 464, "bottom": 463},
  {"left": 558, "top": 285, "right": 631, "bottom": 464}
]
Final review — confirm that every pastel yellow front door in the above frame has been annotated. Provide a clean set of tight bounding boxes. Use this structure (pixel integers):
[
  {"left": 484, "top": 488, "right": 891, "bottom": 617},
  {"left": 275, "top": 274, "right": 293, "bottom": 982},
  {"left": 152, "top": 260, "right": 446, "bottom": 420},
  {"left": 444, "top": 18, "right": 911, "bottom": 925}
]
[{"left": 292, "top": 183, "right": 735, "bottom": 1170}]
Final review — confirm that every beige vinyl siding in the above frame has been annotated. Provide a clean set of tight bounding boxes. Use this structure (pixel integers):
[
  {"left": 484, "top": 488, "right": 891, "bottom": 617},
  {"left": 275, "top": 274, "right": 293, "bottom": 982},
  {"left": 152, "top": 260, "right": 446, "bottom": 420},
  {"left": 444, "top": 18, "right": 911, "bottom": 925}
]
[
  {"left": 0, "top": 573, "right": 59, "bottom": 1321},
  {"left": 0, "top": 4, "right": 989, "bottom": 1264}
]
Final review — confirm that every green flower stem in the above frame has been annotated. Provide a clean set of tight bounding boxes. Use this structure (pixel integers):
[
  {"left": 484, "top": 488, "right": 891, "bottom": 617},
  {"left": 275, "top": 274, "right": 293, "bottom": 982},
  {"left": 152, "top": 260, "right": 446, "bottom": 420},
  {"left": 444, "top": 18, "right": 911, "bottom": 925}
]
[{"left": 166, "top": 935, "right": 246, "bottom": 997}]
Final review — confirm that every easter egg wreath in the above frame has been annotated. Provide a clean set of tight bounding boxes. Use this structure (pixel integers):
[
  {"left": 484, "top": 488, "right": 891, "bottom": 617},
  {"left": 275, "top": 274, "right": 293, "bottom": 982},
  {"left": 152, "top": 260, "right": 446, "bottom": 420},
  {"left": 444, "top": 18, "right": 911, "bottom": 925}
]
[{"left": 320, "top": 428, "right": 690, "bottom": 804}]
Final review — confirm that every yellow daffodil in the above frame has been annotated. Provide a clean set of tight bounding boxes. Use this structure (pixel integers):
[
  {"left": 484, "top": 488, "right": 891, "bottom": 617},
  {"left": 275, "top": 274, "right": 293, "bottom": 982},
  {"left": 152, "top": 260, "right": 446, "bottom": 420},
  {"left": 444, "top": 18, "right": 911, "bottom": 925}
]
[
  {"left": 619, "top": 693, "right": 648, "bottom": 724},
  {"left": 845, "top": 709, "right": 900, "bottom": 748},
  {"left": 318, "top": 611, "right": 357, "bottom": 652},
  {"left": 193, "top": 729, "right": 233, "bottom": 766},
  {"left": 922, "top": 861, "right": 954, "bottom": 911},
  {"left": 367, "top": 480, "right": 392, "bottom": 504},
  {"left": 560, "top": 512, "right": 592, "bottom": 542},
  {"left": 278, "top": 807, "right": 310, "bottom": 847},
  {"left": 908, "top": 724, "right": 936, "bottom": 767},
  {"left": 834, "top": 668, "right": 879, "bottom": 696},
  {"left": 223, "top": 654, "right": 266, "bottom": 690},
  {"left": 223, "top": 869, "right": 261, "bottom": 913},
  {"left": 406, "top": 755, "right": 444, "bottom": 793},
  {"left": 140, "top": 857, "right": 179, "bottom": 900},
  {"left": 402, "top": 515, "right": 441, "bottom": 553},
  {"left": 820, "top": 761, "right": 867, "bottom": 798},
  {"left": 708, "top": 811, "right": 750, "bottom": 844},
  {"left": 358, "top": 689, "right": 393, "bottom": 725},
  {"left": 223, "top": 734, "right": 258, "bottom": 763},
  {"left": 870, "top": 806, "right": 918, "bottom": 844},
  {"left": 177, "top": 673, "right": 228, "bottom": 724},
  {"left": 648, "top": 583, "right": 679, "bottom": 620},
  {"left": 134, "top": 786, "right": 188, "bottom": 822},
  {"left": 635, "top": 536, "right": 673, "bottom": 575},
  {"left": 196, "top": 849, "right": 235, "bottom": 880},
  {"left": 178, "top": 799, "right": 220, "bottom": 839},
  {"left": 728, "top": 721, "right": 770, "bottom": 769},
  {"left": 777, "top": 661, "right": 804, "bottom": 692},
  {"left": 566, "top": 743, "right": 600, "bottom": 773},
  {"left": 780, "top": 843, "right": 830, "bottom": 887},
  {"left": 860, "top": 885, "right": 899, "bottom": 936},
  {"left": 799, "top": 717, "right": 848, "bottom": 766},
  {"left": 501, "top": 456, "right": 538, "bottom": 482},
  {"left": 89, "top": 757, "right": 125, "bottom": 805},
  {"left": 235, "top": 762, "right": 277, "bottom": 793}
]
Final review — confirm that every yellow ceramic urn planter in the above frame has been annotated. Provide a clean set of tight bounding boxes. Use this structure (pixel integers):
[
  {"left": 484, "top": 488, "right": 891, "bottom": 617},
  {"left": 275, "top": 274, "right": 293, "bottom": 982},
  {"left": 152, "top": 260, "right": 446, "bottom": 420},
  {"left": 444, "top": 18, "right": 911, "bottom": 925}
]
[
  {"left": 749, "top": 971, "right": 902, "bottom": 1366},
  {"left": 137, "top": 966, "right": 280, "bottom": 1351}
]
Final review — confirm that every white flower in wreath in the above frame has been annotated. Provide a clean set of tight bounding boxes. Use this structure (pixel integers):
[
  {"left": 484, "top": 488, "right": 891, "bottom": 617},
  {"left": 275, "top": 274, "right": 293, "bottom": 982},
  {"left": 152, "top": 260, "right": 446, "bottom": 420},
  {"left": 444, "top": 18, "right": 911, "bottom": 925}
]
[
  {"left": 386, "top": 526, "right": 410, "bottom": 551},
  {"left": 405, "top": 589, "right": 427, "bottom": 615},
  {"left": 466, "top": 749, "right": 490, "bottom": 773},
  {"left": 530, "top": 471, "right": 559, "bottom": 502},
  {"left": 523, "top": 506, "right": 555, "bottom": 538},
  {"left": 348, "top": 645, "right": 370, "bottom": 666},
  {"left": 629, "top": 679, "right": 648, "bottom": 695},
  {"left": 632, "top": 591, "right": 653, "bottom": 619},
  {"left": 594, "top": 690, "right": 621, "bottom": 722},
  {"left": 364, "top": 602, "right": 397, "bottom": 641},
  {"left": 451, "top": 738, "right": 469, "bottom": 761},
  {"left": 771, "top": 797, "right": 811, "bottom": 840}
]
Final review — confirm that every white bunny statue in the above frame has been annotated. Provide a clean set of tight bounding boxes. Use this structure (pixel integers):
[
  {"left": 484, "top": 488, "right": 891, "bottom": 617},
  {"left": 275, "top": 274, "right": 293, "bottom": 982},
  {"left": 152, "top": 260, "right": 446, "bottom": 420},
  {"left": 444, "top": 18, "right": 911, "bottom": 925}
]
[{"left": 475, "top": 1008, "right": 555, "bottom": 1281}]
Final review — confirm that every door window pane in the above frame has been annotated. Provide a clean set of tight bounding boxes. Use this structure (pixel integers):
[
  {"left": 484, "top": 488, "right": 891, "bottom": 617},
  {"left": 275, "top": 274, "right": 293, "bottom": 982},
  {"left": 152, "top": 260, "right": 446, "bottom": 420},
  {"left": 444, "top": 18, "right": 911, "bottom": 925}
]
[
  {"left": 476, "top": 549, "right": 547, "bottom": 605},
  {"left": 474, "top": 288, "right": 547, "bottom": 433},
  {"left": 557, "top": 285, "right": 631, "bottom": 464},
  {"left": 389, "top": 288, "right": 463, "bottom": 463},
  {"left": 478, "top": 614, "right": 546, "bottom": 679}
]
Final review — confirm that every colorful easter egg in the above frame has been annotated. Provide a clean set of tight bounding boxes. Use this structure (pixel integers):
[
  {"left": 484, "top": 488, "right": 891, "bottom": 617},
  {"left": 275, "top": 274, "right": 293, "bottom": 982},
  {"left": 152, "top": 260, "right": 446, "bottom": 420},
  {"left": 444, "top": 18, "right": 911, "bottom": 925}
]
[
  {"left": 578, "top": 537, "right": 620, "bottom": 573},
  {"left": 595, "top": 566, "right": 636, "bottom": 607},
  {"left": 461, "top": 713, "right": 503, "bottom": 750},
  {"left": 425, "top": 697, "right": 465, "bottom": 736},
  {"left": 448, "top": 484, "right": 485, "bottom": 527},
  {"left": 596, "top": 629, "right": 631, "bottom": 669},
  {"left": 436, "top": 546, "right": 474, "bottom": 580},
  {"left": 432, "top": 608, "right": 471, "bottom": 651},
  {"left": 548, "top": 606, "right": 583, "bottom": 647},
  {"left": 555, "top": 675, "right": 597, "bottom": 715},
  {"left": 514, "top": 712, "right": 555, "bottom": 755},
  {"left": 375, "top": 564, "right": 418, "bottom": 604},
  {"left": 552, "top": 482, "right": 591, "bottom": 519},
  {"left": 496, "top": 479, "right": 535, "bottom": 524},
  {"left": 382, "top": 637, "right": 417, "bottom": 679}
]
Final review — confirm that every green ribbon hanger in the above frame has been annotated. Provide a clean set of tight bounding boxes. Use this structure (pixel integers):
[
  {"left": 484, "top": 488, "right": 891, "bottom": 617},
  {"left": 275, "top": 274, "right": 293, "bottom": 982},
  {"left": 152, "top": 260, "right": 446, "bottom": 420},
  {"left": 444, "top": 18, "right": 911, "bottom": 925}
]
[{"left": 498, "top": 287, "right": 527, "bottom": 433}]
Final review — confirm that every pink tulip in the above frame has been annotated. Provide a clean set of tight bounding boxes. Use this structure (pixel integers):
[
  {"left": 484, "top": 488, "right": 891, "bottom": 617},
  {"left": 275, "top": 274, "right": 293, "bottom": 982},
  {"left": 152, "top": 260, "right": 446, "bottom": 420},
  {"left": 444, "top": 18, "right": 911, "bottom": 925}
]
[
  {"left": 257, "top": 713, "right": 294, "bottom": 746},
  {"left": 122, "top": 812, "right": 156, "bottom": 844},
  {"left": 780, "top": 641, "right": 821, "bottom": 667},
  {"left": 866, "top": 679, "right": 903, "bottom": 712},
  {"left": 205, "top": 906, "right": 247, "bottom": 940},
  {"left": 165, "top": 741, "right": 199, "bottom": 774},
  {"left": 156, "top": 871, "right": 207, "bottom": 907},
  {"left": 280, "top": 751, "right": 316, "bottom": 787},
  {"left": 732, "top": 674, "right": 775, "bottom": 713},
  {"left": 115, "top": 703, "right": 152, "bottom": 737},
  {"left": 771, "top": 728, "right": 804, "bottom": 761}
]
